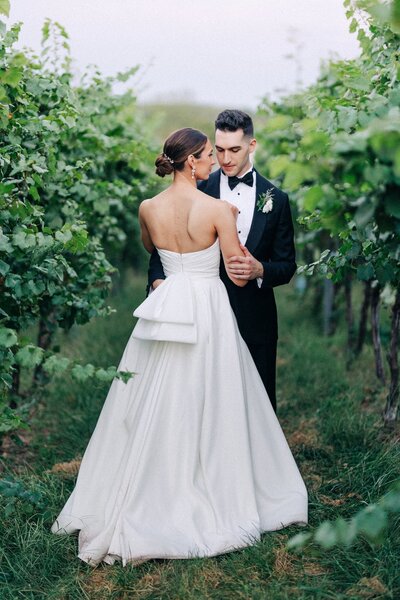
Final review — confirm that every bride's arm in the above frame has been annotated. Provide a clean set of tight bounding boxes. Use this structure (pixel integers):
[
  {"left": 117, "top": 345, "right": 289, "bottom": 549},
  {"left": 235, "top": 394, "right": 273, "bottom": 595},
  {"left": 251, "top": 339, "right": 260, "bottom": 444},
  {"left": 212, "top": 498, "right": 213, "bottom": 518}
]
[
  {"left": 214, "top": 203, "right": 248, "bottom": 288},
  {"left": 138, "top": 202, "right": 155, "bottom": 253}
]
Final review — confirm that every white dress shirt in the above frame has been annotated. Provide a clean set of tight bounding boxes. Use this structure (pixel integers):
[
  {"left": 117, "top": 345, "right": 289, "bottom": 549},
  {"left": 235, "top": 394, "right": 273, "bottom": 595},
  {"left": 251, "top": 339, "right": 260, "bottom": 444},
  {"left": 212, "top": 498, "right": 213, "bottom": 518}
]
[
  {"left": 220, "top": 167, "right": 255, "bottom": 246},
  {"left": 220, "top": 167, "right": 263, "bottom": 286}
]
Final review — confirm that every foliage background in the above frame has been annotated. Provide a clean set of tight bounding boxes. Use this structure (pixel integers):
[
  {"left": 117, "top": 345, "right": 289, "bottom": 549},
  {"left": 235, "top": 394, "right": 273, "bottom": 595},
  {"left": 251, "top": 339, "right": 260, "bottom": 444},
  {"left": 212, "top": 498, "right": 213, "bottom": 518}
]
[{"left": 0, "top": 0, "right": 399, "bottom": 598}]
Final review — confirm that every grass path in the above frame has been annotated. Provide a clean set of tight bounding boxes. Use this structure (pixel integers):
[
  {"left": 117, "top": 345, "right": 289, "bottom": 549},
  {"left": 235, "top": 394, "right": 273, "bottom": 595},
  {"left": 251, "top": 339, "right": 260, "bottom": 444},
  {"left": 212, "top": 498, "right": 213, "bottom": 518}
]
[{"left": 0, "top": 274, "right": 399, "bottom": 599}]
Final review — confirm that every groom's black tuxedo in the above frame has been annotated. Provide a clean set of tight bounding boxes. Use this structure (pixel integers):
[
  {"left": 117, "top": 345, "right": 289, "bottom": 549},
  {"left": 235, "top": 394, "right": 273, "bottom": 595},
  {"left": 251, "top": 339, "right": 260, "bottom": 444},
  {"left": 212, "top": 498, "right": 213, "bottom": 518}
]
[{"left": 147, "top": 168, "right": 296, "bottom": 411}]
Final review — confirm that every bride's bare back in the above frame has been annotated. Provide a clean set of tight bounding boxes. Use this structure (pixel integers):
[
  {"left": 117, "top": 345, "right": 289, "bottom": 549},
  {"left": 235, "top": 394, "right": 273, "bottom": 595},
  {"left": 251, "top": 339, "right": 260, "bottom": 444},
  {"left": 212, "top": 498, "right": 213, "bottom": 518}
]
[
  {"left": 139, "top": 186, "right": 247, "bottom": 287},
  {"left": 140, "top": 186, "right": 218, "bottom": 253}
]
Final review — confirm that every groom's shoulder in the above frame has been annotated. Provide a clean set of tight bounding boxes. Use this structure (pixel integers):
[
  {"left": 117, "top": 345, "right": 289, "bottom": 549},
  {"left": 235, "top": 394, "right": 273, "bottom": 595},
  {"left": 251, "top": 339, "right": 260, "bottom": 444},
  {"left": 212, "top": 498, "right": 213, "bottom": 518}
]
[{"left": 198, "top": 169, "right": 220, "bottom": 195}]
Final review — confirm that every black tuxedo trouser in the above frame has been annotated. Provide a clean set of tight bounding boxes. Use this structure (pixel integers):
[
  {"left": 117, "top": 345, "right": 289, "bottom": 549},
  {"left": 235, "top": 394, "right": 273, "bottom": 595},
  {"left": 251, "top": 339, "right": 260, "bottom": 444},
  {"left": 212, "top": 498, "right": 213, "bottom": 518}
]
[{"left": 246, "top": 341, "right": 277, "bottom": 413}]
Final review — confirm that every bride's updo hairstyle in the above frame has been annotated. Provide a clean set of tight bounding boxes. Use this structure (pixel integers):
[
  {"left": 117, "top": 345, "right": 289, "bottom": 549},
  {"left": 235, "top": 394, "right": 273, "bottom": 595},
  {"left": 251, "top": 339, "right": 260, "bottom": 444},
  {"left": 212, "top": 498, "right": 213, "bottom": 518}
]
[{"left": 155, "top": 128, "right": 207, "bottom": 177}]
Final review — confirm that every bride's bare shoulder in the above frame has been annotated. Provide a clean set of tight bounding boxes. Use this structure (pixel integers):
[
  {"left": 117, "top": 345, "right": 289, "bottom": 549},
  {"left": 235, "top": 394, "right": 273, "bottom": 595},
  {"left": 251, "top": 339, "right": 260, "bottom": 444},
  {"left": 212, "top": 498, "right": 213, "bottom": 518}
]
[
  {"left": 195, "top": 189, "right": 224, "bottom": 209},
  {"left": 197, "top": 192, "right": 234, "bottom": 216},
  {"left": 139, "top": 191, "right": 167, "bottom": 211}
]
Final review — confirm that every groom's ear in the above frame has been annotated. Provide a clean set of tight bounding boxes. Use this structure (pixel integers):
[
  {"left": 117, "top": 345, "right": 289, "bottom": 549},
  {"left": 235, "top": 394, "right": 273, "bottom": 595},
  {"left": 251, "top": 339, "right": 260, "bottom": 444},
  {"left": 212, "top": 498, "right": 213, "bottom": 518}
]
[{"left": 248, "top": 138, "right": 257, "bottom": 155}]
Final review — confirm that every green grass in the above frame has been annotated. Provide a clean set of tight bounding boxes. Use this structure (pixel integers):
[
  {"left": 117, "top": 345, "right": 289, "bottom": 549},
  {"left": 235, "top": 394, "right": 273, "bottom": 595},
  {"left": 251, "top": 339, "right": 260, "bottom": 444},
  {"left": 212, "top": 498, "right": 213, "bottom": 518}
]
[{"left": 0, "top": 275, "right": 399, "bottom": 599}]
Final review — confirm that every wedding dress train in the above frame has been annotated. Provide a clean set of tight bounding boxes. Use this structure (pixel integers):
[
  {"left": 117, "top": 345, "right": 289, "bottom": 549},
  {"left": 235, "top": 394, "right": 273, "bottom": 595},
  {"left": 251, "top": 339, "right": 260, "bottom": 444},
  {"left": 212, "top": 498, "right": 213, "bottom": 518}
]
[{"left": 51, "top": 239, "right": 307, "bottom": 566}]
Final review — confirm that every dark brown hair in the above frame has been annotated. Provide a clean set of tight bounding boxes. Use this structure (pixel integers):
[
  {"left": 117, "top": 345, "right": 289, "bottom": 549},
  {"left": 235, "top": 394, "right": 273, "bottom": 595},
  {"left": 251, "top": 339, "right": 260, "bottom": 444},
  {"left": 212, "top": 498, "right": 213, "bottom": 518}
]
[
  {"left": 215, "top": 109, "right": 254, "bottom": 137},
  {"left": 155, "top": 128, "right": 208, "bottom": 177}
]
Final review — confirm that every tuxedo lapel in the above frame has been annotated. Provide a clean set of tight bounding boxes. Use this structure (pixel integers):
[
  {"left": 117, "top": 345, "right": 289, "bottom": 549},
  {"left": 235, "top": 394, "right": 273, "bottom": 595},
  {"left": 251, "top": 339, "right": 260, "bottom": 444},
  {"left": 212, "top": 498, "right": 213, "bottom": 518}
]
[
  {"left": 204, "top": 170, "right": 221, "bottom": 199},
  {"left": 245, "top": 170, "right": 272, "bottom": 254}
]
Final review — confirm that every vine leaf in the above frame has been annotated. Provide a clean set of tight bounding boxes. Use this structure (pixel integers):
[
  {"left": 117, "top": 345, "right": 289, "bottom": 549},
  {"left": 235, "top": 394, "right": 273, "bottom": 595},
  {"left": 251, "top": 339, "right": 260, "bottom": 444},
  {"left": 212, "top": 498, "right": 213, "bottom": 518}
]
[{"left": 0, "top": 0, "right": 10, "bottom": 18}]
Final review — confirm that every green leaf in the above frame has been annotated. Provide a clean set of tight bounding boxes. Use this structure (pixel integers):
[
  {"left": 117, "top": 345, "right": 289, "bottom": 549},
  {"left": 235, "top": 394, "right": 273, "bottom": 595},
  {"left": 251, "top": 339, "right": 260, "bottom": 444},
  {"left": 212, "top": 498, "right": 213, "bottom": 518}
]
[
  {"left": 369, "top": 0, "right": 400, "bottom": 32},
  {"left": 15, "top": 345, "right": 44, "bottom": 368},
  {"left": 0, "top": 0, "right": 10, "bottom": 17},
  {"left": 268, "top": 155, "right": 291, "bottom": 179},
  {"left": 384, "top": 195, "right": 400, "bottom": 219},
  {"left": 283, "top": 164, "right": 313, "bottom": 192},
  {"left": 116, "top": 370, "right": 135, "bottom": 384},
  {"left": 337, "top": 106, "right": 358, "bottom": 131},
  {"left": 344, "top": 75, "right": 370, "bottom": 92},
  {"left": 0, "top": 328, "right": 17, "bottom": 348},
  {"left": 55, "top": 230, "right": 73, "bottom": 244},
  {"left": 10, "top": 53, "right": 28, "bottom": 68},
  {"left": 24, "top": 279, "right": 46, "bottom": 296},
  {"left": 29, "top": 186, "right": 40, "bottom": 202},
  {"left": 0, "top": 406, "right": 27, "bottom": 433},
  {"left": 63, "top": 116, "right": 76, "bottom": 128},
  {"left": 0, "top": 182, "right": 14, "bottom": 196},
  {"left": 12, "top": 231, "right": 36, "bottom": 250},
  {"left": 354, "top": 202, "right": 375, "bottom": 228},
  {"left": 370, "top": 131, "right": 400, "bottom": 162},
  {"left": 116, "top": 66, "right": 139, "bottom": 82},
  {"left": 43, "top": 355, "right": 71, "bottom": 376},
  {"left": 375, "top": 263, "right": 395, "bottom": 285},
  {"left": 363, "top": 163, "right": 390, "bottom": 187},
  {"left": 0, "top": 232, "right": 12, "bottom": 253},
  {"left": 300, "top": 130, "right": 330, "bottom": 154},
  {"left": 357, "top": 263, "right": 375, "bottom": 281},
  {"left": 67, "top": 229, "right": 88, "bottom": 252},
  {"left": 93, "top": 197, "right": 110, "bottom": 215},
  {"left": 95, "top": 366, "right": 118, "bottom": 382},
  {"left": 264, "top": 114, "right": 293, "bottom": 133},
  {"left": 349, "top": 17, "right": 358, "bottom": 33},
  {"left": 334, "top": 132, "right": 368, "bottom": 154},
  {"left": 394, "top": 148, "right": 400, "bottom": 178},
  {"left": 303, "top": 186, "right": 323, "bottom": 212},
  {"left": 1, "top": 68, "right": 23, "bottom": 88},
  {"left": 0, "top": 259, "right": 10, "bottom": 275},
  {"left": 41, "top": 19, "right": 50, "bottom": 42},
  {"left": 71, "top": 363, "right": 95, "bottom": 381}
]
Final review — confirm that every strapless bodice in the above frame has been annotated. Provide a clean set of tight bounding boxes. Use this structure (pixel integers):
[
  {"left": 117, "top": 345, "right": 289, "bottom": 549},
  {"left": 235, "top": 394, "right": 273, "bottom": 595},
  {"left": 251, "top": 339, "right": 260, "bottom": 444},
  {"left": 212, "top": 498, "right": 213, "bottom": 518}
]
[{"left": 156, "top": 239, "right": 220, "bottom": 278}]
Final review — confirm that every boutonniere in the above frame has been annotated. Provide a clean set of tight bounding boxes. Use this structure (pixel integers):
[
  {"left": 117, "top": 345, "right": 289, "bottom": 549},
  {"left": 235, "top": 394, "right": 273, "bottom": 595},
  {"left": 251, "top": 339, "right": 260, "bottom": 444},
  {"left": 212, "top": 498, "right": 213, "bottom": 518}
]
[{"left": 257, "top": 189, "right": 274, "bottom": 213}]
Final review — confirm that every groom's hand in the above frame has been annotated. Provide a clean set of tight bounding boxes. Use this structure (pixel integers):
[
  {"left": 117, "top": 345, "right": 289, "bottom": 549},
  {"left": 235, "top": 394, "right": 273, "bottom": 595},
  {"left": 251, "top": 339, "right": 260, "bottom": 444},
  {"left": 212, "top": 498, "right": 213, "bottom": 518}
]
[
  {"left": 152, "top": 279, "right": 164, "bottom": 290},
  {"left": 226, "top": 244, "right": 264, "bottom": 280}
]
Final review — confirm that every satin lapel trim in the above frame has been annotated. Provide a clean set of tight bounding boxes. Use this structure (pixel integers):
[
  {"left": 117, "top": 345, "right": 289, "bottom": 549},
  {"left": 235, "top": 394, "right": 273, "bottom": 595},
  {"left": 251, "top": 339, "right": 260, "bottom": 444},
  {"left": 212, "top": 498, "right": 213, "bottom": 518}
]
[{"left": 245, "top": 171, "right": 271, "bottom": 253}]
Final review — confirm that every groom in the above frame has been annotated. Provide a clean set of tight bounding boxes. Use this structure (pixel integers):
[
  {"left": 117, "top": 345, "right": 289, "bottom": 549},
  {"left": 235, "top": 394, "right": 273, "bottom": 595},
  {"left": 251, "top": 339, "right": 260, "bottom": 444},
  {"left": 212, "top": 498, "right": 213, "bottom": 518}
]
[{"left": 147, "top": 110, "right": 296, "bottom": 412}]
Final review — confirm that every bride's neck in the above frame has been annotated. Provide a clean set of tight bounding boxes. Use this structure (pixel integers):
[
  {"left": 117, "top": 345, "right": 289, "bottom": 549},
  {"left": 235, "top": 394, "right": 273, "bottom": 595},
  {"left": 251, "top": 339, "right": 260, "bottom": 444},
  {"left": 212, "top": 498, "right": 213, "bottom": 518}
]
[{"left": 172, "top": 170, "right": 197, "bottom": 188}]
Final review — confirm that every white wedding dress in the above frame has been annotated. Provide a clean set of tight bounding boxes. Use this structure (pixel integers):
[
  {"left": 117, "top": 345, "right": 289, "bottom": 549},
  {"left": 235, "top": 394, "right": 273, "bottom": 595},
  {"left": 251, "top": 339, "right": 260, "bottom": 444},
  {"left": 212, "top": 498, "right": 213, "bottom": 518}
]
[{"left": 51, "top": 239, "right": 308, "bottom": 566}]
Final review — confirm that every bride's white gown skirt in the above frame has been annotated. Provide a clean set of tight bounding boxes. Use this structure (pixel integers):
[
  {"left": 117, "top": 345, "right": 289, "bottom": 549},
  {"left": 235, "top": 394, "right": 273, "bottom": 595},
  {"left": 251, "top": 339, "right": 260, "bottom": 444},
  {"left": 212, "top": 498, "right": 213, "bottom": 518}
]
[{"left": 51, "top": 240, "right": 308, "bottom": 566}]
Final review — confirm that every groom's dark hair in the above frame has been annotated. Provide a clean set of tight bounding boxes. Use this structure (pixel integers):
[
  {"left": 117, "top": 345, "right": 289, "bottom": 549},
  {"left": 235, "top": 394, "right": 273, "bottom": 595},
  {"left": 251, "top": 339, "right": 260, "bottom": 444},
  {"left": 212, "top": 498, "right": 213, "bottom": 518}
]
[{"left": 215, "top": 110, "right": 254, "bottom": 137}]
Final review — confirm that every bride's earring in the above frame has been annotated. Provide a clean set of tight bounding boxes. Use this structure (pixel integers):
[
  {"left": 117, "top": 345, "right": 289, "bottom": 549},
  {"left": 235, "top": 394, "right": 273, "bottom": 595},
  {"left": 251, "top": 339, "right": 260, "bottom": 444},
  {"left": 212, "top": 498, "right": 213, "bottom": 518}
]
[{"left": 191, "top": 166, "right": 196, "bottom": 179}]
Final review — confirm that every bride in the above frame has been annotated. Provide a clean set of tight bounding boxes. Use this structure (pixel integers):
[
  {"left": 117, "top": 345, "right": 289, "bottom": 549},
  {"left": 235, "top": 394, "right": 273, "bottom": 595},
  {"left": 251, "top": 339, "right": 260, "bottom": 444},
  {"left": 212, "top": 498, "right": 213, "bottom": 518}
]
[{"left": 51, "top": 127, "right": 308, "bottom": 566}]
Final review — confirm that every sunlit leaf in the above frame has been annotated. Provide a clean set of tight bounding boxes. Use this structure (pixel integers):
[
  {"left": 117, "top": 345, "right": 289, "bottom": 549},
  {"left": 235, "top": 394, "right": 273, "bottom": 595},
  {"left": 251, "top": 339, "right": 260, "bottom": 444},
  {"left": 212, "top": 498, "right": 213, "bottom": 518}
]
[
  {"left": 0, "top": 0, "right": 10, "bottom": 17},
  {"left": 15, "top": 345, "right": 44, "bottom": 368},
  {"left": 0, "top": 328, "right": 17, "bottom": 348}
]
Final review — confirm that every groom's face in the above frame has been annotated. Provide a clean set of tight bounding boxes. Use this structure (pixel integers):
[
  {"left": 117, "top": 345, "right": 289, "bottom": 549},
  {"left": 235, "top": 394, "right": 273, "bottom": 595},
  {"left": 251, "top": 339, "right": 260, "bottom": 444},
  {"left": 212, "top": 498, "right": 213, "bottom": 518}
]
[{"left": 215, "top": 129, "right": 256, "bottom": 178}]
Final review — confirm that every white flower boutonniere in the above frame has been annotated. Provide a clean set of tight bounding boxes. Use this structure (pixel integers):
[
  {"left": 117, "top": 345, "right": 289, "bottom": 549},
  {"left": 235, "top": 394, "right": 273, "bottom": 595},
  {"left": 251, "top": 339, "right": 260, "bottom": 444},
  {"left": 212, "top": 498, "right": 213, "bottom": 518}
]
[{"left": 257, "top": 189, "right": 274, "bottom": 213}]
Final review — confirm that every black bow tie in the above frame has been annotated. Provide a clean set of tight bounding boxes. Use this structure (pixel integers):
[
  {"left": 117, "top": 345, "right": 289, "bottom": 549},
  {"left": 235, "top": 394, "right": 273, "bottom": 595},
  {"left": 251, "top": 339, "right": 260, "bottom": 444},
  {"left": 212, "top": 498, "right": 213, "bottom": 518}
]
[{"left": 227, "top": 170, "right": 254, "bottom": 190}]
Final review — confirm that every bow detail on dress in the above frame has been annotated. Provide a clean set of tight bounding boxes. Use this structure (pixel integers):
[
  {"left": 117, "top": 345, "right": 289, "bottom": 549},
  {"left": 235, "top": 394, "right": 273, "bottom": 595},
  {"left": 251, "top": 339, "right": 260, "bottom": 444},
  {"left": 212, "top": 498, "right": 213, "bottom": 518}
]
[{"left": 132, "top": 272, "right": 197, "bottom": 344}]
